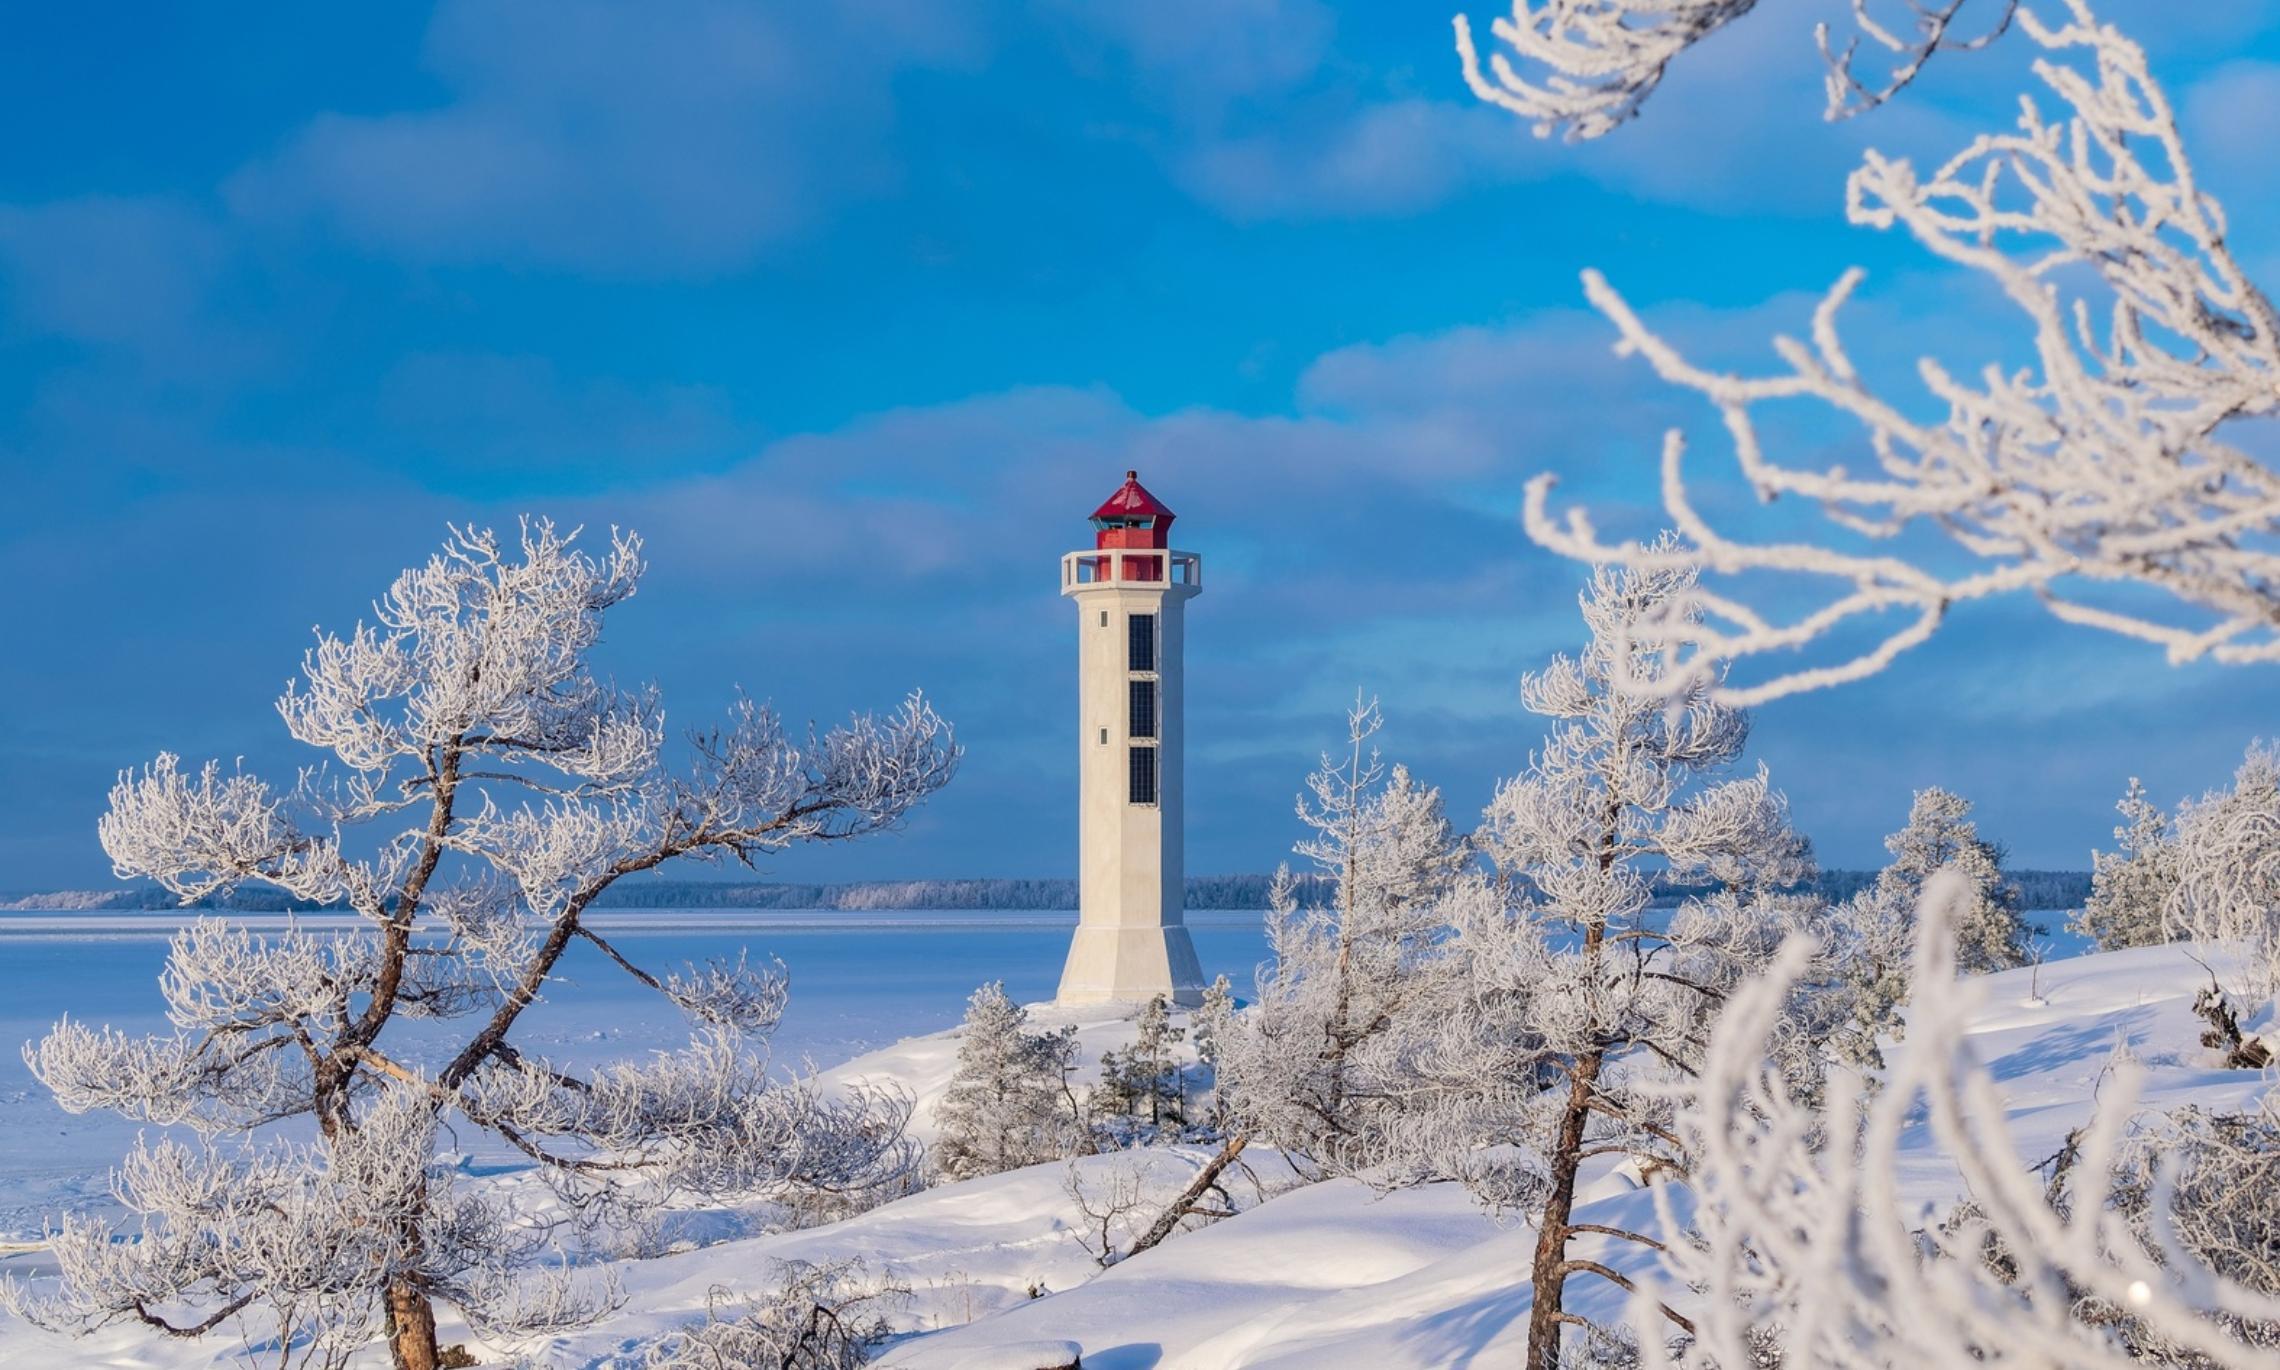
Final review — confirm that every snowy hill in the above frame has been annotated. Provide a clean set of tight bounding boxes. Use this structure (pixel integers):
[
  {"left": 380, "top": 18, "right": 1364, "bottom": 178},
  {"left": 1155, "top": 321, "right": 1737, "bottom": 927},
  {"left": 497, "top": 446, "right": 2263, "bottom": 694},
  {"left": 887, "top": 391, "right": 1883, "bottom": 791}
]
[
  {"left": 0, "top": 942, "right": 2267, "bottom": 1368},
  {"left": 879, "top": 942, "right": 2269, "bottom": 1368}
]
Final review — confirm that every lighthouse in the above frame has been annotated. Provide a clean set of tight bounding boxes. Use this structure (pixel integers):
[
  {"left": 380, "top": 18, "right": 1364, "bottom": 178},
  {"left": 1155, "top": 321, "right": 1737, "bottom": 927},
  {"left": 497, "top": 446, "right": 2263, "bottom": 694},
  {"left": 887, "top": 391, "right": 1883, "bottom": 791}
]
[{"left": 1055, "top": 471, "right": 1206, "bottom": 1007}]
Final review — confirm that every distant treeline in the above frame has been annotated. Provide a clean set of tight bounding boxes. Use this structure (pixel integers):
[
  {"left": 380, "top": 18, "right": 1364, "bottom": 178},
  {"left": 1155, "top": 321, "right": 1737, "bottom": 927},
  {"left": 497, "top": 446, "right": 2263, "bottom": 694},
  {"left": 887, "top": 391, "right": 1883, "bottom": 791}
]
[
  {"left": 3, "top": 867, "right": 2092, "bottom": 913},
  {"left": 1807, "top": 867, "right": 2090, "bottom": 909},
  {"left": 1645, "top": 868, "right": 2089, "bottom": 909},
  {"left": 0, "top": 874, "right": 1341, "bottom": 913}
]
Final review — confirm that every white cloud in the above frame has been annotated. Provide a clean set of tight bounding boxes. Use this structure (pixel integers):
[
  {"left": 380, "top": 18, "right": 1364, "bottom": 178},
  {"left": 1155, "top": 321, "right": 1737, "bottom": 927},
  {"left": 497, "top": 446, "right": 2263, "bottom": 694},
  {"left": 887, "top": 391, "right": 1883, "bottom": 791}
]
[
  {"left": 226, "top": 0, "right": 984, "bottom": 276},
  {"left": 1178, "top": 97, "right": 1550, "bottom": 219},
  {"left": 0, "top": 197, "right": 226, "bottom": 354},
  {"left": 374, "top": 353, "right": 747, "bottom": 488}
]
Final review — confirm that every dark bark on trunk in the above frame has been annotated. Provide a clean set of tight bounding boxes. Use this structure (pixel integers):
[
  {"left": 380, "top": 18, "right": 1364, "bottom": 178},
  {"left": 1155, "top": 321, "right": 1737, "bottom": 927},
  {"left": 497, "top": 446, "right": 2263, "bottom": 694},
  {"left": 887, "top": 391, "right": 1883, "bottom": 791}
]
[
  {"left": 387, "top": 1276, "right": 441, "bottom": 1370},
  {"left": 1528, "top": 791, "right": 1624, "bottom": 1370},
  {"left": 1125, "top": 1132, "right": 1251, "bottom": 1260},
  {"left": 1526, "top": 1048, "right": 1604, "bottom": 1370}
]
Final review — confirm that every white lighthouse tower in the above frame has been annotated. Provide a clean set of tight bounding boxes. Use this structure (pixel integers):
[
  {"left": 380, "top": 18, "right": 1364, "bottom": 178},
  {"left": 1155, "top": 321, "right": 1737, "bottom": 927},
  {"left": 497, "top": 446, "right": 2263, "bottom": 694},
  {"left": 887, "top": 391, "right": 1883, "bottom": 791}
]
[{"left": 1055, "top": 471, "right": 1206, "bottom": 1007}]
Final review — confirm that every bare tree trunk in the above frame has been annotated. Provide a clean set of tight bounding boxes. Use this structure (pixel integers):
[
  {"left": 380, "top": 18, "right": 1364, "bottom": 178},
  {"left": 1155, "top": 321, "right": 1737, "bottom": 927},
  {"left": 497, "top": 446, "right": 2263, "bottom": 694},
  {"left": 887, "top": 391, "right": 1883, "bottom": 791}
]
[
  {"left": 387, "top": 1275, "right": 441, "bottom": 1370},
  {"left": 1526, "top": 1049, "right": 1603, "bottom": 1370},
  {"left": 1126, "top": 1132, "right": 1250, "bottom": 1260}
]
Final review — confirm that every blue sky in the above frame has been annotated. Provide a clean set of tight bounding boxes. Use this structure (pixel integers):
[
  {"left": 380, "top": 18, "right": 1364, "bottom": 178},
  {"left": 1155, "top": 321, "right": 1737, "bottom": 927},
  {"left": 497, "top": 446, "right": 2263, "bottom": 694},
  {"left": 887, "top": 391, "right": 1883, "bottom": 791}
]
[{"left": 4, "top": 0, "right": 2279, "bottom": 889}]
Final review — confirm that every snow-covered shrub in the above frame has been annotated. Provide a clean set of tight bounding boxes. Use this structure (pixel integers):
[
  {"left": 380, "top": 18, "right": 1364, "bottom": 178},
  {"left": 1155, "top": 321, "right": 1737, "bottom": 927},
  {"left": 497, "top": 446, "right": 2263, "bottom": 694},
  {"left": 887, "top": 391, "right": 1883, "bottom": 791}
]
[
  {"left": 627, "top": 1259, "right": 906, "bottom": 1370},
  {"left": 2097, "top": 1100, "right": 2280, "bottom": 1362},
  {"left": 932, "top": 983, "right": 1084, "bottom": 1183},
  {"left": 2074, "top": 777, "right": 2182, "bottom": 951},
  {"left": 2168, "top": 741, "right": 2280, "bottom": 1003},
  {"left": 1639, "top": 870, "right": 2280, "bottom": 1369},
  {"left": 6, "top": 521, "right": 956, "bottom": 1370}
]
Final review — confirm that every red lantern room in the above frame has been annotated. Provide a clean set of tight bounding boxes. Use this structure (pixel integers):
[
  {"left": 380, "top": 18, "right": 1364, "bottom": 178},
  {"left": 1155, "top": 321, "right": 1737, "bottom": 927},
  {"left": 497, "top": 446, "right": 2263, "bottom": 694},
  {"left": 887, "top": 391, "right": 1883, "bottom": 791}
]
[{"left": 1091, "top": 469, "right": 1174, "bottom": 581}]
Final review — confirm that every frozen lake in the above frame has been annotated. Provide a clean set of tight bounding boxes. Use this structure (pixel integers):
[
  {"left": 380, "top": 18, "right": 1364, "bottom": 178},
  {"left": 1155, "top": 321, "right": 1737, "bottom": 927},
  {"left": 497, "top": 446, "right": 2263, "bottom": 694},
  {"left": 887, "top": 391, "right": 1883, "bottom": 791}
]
[
  {"left": 0, "top": 907, "right": 1271, "bottom": 1240},
  {"left": 0, "top": 903, "right": 2083, "bottom": 1242}
]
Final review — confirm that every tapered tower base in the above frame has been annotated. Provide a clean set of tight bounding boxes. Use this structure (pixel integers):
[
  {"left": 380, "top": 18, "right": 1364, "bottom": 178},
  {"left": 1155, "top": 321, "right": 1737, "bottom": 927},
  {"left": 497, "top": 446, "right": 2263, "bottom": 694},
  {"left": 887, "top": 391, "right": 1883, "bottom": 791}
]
[{"left": 1056, "top": 924, "right": 1205, "bottom": 1007}]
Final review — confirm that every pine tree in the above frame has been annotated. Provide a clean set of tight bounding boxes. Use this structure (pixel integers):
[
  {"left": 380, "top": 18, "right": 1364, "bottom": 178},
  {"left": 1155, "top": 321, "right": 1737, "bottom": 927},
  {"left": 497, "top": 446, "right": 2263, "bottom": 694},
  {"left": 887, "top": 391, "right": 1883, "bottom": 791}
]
[
  {"left": 1094, "top": 995, "right": 1187, "bottom": 1140},
  {"left": 1830, "top": 787, "right": 2030, "bottom": 1060},
  {"left": 931, "top": 983, "right": 1080, "bottom": 1183},
  {"left": 1189, "top": 975, "right": 1236, "bottom": 1135},
  {"left": 1888, "top": 789, "right": 2028, "bottom": 973},
  {"left": 2073, "top": 777, "right": 2181, "bottom": 950},
  {"left": 1469, "top": 551, "right": 1821, "bottom": 1369},
  {"left": 1191, "top": 974, "right": 1234, "bottom": 1071},
  {"left": 1213, "top": 699, "right": 1480, "bottom": 1171}
]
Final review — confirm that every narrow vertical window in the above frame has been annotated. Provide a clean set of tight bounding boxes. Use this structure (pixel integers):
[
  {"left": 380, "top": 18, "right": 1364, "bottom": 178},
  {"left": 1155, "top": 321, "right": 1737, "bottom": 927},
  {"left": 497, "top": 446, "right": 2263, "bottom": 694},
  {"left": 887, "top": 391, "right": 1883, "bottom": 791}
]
[
  {"left": 1099, "top": 610, "right": 1108, "bottom": 627},
  {"left": 1128, "top": 679, "right": 1157, "bottom": 739},
  {"left": 1128, "top": 613, "right": 1156, "bottom": 672},
  {"left": 1128, "top": 745, "right": 1158, "bottom": 805},
  {"left": 1099, "top": 727, "right": 1108, "bottom": 746}
]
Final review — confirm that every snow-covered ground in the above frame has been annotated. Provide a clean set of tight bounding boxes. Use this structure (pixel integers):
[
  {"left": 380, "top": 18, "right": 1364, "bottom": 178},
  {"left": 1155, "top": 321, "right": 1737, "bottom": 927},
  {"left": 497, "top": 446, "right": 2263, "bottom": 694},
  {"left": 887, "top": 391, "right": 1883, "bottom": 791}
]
[{"left": 0, "top": 936, "right": 2266, "bottom": 1368}]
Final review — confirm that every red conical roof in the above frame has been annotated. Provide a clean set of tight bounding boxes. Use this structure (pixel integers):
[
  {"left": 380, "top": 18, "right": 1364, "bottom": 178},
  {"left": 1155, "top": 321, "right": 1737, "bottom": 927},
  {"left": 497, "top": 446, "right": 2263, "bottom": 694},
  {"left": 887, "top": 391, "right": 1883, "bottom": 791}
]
[{"left": 1092, "top": 469, "right": 1175, "bottom": 522}]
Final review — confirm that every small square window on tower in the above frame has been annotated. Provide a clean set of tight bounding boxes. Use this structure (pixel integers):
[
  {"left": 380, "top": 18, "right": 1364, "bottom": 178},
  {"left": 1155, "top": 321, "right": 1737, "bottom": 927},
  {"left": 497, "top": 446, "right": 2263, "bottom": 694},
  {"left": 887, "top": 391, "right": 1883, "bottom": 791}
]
[
  {"left": 1128, "top": 744, "right": 1158, "bottom": 805},
  {"left": 1128, "top": 613, "right": 1156, "bottom": 672}
]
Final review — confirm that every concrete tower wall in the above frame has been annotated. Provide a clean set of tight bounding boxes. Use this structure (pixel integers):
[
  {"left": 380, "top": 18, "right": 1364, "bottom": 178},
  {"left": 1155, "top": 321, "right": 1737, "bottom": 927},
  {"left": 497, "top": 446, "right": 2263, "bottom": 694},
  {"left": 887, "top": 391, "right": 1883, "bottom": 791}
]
[{"left": 1057, "top": 555, "right": 1205, "bottom": 1006}]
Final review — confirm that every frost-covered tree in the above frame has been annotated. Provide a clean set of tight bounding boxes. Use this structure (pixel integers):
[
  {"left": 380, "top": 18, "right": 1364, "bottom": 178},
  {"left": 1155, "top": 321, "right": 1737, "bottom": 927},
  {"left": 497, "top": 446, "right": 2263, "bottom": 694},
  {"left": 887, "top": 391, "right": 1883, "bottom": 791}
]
[
  {"left": 1460, "top": 0, "right": 2280, "bottom": 703},
  {"left": 5, "top": 521, "right": 955, "bottom": 1370},
  {"left": 1094, "top": 994, "right": 1187, "bottom": 1138},
  {"left": 1472, "top": 553, "right": 1819, "bottom": 1368},
  {"left": 2074, "top": 777, "right": 2182, "bottom": 951},
  {"left": 931, "top": 983, "right": 1082, "bottom": 1183},
  {"left": 1832, "top": 786, "right": 2028, "bottom": 1055},
  {"left": 2168, "top": 741, "right": 2280, "bottom": 1004},
  {"left": 1188, "top": 974, "right": 1238, "bottom": 1136},
  {"left": 1292, "top": 701, "right": 1474, "bottom": 921},
  {"left": 1191, "top": 973, "right": 1234, "bottom": 1074},
  {"left": 1212, "top": 698, "right": 1485, "bottom": 1174},
  {"left": 1640, "top": 871, "right": 2280, "bottom": 1368}
]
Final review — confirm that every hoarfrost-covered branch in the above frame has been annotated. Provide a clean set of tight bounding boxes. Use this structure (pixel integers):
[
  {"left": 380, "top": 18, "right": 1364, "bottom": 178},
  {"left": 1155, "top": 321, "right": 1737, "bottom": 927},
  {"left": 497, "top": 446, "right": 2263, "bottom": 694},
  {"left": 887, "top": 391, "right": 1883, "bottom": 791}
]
[
  {"left": 101, "top": 755, "right": 347, "bottom": 905},
  {"left": 1474, "top": 1, "right": 2280, "bottom": 702},
  {"left": 1641, "top": 869, "right": 2280, "bottom": 1366},
  {"left": 1453, "top": 0, "right": 2013, "bottom": 141},
  {"left": 1455, "top": 0, "right": 1760, "bottom": 142},
  {"left": 2, "top": 1084, "right": 618, "bottom": 1361},
  {"left": 1817, "top": 0, "right": 2018, "bottom": 120}
]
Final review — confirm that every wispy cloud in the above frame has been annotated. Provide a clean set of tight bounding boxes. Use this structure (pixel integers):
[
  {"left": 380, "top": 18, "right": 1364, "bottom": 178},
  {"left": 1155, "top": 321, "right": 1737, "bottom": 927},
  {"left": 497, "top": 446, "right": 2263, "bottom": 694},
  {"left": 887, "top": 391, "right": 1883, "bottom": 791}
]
[{"left": 226, "top": 0, "right": 983, "bottom": 276}]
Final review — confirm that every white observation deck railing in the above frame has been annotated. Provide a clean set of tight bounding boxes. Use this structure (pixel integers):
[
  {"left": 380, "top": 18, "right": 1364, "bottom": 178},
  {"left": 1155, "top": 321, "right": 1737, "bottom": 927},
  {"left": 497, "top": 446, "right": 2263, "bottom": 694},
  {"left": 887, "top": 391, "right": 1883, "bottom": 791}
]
[{"left": 1061, "top": 548, "right": 1203, "bottom": 594}]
